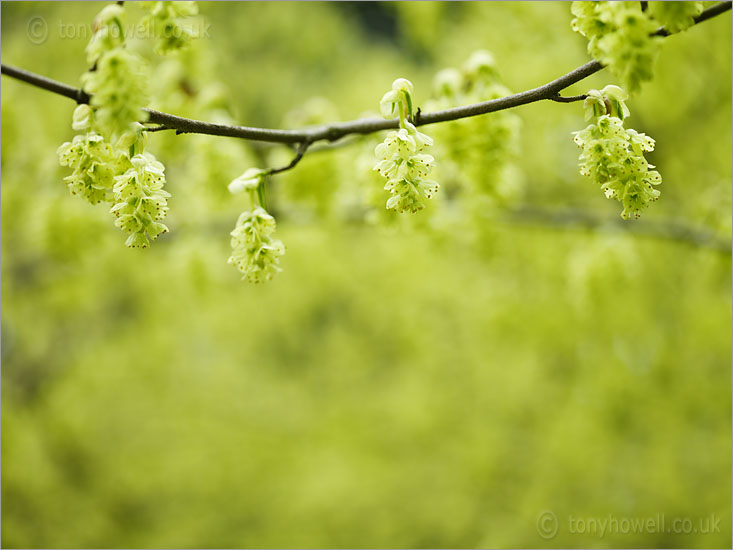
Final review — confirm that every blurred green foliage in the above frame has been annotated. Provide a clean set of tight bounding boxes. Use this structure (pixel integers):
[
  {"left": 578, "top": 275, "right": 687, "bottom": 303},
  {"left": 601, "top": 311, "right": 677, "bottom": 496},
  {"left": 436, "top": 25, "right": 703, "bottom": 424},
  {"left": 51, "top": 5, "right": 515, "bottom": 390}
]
[{"left": 1, "top": 2, "right": 731, "bottom": 548}]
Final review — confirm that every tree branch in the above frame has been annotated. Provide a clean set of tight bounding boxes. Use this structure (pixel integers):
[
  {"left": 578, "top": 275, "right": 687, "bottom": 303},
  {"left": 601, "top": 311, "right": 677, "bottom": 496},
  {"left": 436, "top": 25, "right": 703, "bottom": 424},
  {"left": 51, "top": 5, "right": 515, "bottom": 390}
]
[
  {"left": 0, "top": 63, "right": 90, "bottom": 104},
  {"left": 1, "top": 1, "right": 729, "bottom": 146}
]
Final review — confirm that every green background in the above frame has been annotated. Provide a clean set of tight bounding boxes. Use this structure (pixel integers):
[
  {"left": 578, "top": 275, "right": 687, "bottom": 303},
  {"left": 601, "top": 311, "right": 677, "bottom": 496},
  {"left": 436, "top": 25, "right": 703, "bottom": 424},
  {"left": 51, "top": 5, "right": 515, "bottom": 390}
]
[{"left": 1, "top": 2, "right": 731, "bottom": 548}]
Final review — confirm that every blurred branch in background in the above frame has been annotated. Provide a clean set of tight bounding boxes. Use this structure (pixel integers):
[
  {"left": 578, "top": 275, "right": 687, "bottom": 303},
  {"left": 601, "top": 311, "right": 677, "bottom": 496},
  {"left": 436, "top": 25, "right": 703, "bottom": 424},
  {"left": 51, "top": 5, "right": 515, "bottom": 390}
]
[{"left": 503, "top": 206, "right": 732, "bottom": 254}]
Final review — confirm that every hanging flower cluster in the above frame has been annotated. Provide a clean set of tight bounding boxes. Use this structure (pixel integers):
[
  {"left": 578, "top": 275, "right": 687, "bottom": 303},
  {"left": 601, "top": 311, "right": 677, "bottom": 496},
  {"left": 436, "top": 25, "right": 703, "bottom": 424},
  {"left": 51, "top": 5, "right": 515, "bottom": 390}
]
[
  {"left": 57, "top": 109, "right": 117, "bottom": 205},
  {"left": 82, "top": 4, "right": 149, "bottom": 140},
  {"left": 373, "top": 78, "right": 439, "bottom": 213},
  {"left": 141, "top": 1, "right": 200, "bottom": 55},
  {"left": 110, "top": 153, "right": 171, "bottom": 248},
  {"left": 572, "top": 85, "right": 661, "bottom": 219},
  {"left": 571, "top": 2, "right": 661, "bottom": 93},
  {"left": 57, "top": 3, "right": 184, "bottom": 248},
  {"left": 227, "top": 169, "right": 285, "bottom": 283},
  {"left": 647, "top": 1, "right": 703, "bottom": 33},
  {"left": 424, "top": 50, "right": 522, "bottom": 203}
]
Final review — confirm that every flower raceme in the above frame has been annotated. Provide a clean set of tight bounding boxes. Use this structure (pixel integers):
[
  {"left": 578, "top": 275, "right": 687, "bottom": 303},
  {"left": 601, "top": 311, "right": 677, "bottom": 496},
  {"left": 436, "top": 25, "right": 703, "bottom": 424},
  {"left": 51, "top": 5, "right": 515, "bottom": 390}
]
[
  {"left": 374, "top": 79, "right": 439, "bottom": 213},
  {"left": 424, "top": 50, "right": 522, "bottom": 204},
  {"left": 82, "top": 47, "right": 149, "bottom": 140},
  {"left": 647, "top": 1, "right": 703, "bottom": 33},
  {"left": 227, "top": 168, "right": 285, "bottom": 283},
  {"left": 572, "top": 85, "right": 661, "bottom": 219},
  {"left": 374, "top": 123, "right": 438, "bottom": 213},
  {"left": 141, "top": 1, "right": 200, "bottom": 55},
  {"left": 57, "top": 4, "right": 177, "bottom": 249},
  {"left": 57, "top": 130, "right": 117, "bottom": 205},
  {"left": 110, "top": 153, "right": 171, "bottom": 248},
  {"left": 82, "top": 4, "right": 150, "bottom": 140},
  {"left": 570, "top": 1, "right": 703, "bottom": 94},
  {"left": 571, "top": 1, "right": 661, "bottom": 93},
  {"left": 228, "top": 207, "right": 285, "bottom": 284}
]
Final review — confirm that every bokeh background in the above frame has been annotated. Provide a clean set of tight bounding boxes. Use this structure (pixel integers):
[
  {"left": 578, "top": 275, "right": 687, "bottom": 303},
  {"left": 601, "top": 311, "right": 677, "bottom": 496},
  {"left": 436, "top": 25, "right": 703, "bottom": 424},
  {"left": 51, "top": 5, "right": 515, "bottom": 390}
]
[{"left": 1, "top": 2, "right": 731, "bottom": 548}]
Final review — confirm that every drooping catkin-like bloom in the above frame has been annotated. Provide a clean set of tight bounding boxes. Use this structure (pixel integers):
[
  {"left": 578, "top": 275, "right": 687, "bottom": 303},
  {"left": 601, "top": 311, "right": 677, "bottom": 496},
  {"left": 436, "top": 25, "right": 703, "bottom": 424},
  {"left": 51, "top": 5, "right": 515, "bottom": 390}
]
[
  {"left": 373, "top": 78, "right": 439, "bottom": 213},
  {"left": 57, "top": 130, "right": 117, "bottom": 205},
  {"left": 374, "top": 122, "right": 438, "bottom": 213},
  {"left": 228, "top": 207, "right": 285, "bottom": 283},
  {"left": 140, "top": 1, "right": 200, "bottom": 55},
  {"left": 572, "top": 85, "right": 661, "bottom": 219},
  {"left": 110, "top": 153, "right": 170, "bottom": 247},
  {"left": 571, "top": 1, "right": 662, "bottom": 93},
  {"left": 227, "top": 168, "right": 285, "bottom": 283},
  {"left": 82, "top": 3, "right": 149, "bottom": 140}
]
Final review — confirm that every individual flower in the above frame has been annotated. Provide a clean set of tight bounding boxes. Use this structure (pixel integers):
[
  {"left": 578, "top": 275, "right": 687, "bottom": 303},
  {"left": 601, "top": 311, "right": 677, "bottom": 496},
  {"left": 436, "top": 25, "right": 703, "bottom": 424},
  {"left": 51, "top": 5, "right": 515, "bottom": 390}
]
[
  {"left": 86, "top": 4, "right": 126, "bottom": 65},
  {"left": 228, "top": 167, "right": 267, "bottom": 194},
  {"left": 71, "top": 104, "right": 94, "bottom": 131},
  {"left": 380, "top": 78, "right": 415, "bottom": 120}
]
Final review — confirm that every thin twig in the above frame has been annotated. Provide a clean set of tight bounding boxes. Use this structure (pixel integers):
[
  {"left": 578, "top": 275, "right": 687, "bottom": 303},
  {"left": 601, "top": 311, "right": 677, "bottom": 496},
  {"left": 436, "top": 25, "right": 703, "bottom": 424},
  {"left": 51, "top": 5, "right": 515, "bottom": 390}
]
[
  {"left": 143, "top": 125, "right": 175, "bottom": 133},
  {"left": 267, "top": 141, "right": 310, "bottom": 176},
  {"left": 550, "top": 93, "right": 588, "bottom": 103}
]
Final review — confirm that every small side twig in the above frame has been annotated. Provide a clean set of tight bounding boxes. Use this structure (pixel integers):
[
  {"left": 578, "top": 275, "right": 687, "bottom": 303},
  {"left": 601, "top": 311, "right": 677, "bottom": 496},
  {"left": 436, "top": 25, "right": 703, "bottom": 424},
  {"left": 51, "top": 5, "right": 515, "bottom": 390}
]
[
  {"left": 143, "top": 125, "right": 175, "bottom": 133},
  {"left": 267, "top": 141, "right": 311, "bottom": 176},
  {"left": 549, "top": 93, "right": 588, "bottom": 103}
]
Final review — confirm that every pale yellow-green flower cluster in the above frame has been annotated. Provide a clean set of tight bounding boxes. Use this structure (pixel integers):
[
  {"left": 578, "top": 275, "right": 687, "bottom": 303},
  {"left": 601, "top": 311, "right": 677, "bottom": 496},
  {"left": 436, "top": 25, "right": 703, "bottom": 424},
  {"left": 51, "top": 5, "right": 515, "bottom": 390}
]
[
  {"left": 110, "top": 153, "right": 171, "bottom": 248},
  {"left": 571, "top": 2, "right": 661, "bottom": 93},
  {"left": 141, "top": 1, "right": 200, "bottom": 55},
  {"left": 82, "top": 4, "right": 149, "bottom": 140},
  {"left": 571, "top": 1, "right": 703, "bottom": 94},
  {"left": 57, "top": 123, "right": 117, "bottom": 205},
  {"left": 56, "top": 3, "right": 186, "bottom": 248},
  {"left": 573, "top": 85, "right": 661, "bottom": 219},
  {"left": 228, "top": 207, "right": 285, "bottom": 284},
  {"left": 374, "top": 79, "right": 439, "bottom": 213},
  {"left": 227, "top": 168, "right": 285, "bottom": 283},
  {"left": 424, "top": 50, "right": 522, "bottom": 204}
]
